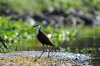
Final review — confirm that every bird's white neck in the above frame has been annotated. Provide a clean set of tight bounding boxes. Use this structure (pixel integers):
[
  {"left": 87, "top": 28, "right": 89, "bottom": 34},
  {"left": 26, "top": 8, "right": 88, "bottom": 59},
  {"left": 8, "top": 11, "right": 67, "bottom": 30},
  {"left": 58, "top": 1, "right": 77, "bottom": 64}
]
[{"left": 36, "top": 25, "right": 40, "bottom": 35}]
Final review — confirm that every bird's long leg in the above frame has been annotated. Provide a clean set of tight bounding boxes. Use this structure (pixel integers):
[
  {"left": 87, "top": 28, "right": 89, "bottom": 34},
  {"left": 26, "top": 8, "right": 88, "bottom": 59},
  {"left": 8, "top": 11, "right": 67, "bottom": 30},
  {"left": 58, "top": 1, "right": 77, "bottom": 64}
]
[
  {"left": 38, "top": 51, "right": 44, "bottom": 58},
  {"left": 38, "top": 45, "right": 45, "bottom": 58},
  {"left": 46, "top": 45, "right": 50, "bottom": 58}
]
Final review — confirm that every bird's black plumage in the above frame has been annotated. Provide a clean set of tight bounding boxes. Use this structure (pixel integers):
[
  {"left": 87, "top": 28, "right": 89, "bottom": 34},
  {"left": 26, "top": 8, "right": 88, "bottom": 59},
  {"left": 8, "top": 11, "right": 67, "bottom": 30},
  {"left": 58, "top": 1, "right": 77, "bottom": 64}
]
[
  {"left": 33, "top": 24, "right": 54, "bottom": 47},
  {"left": 37, "top": 30, "right": 54, "bottom": 46}
]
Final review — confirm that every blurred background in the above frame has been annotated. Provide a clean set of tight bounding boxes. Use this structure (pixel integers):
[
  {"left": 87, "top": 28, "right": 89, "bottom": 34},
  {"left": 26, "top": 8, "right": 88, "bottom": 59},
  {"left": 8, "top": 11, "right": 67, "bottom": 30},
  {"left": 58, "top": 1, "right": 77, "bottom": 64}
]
[{"left": 0, "top": 0, "right": 100, "bottom": 65}]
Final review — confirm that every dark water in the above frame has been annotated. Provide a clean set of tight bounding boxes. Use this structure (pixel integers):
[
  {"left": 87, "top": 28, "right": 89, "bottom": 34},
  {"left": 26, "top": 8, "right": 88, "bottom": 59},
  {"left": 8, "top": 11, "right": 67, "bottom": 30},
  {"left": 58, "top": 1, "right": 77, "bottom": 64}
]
[
  {"left": 64, "top": 37, "right": 100, "bottom": 66},
  {"left": 79, "top": 38, "right": 100, "bottom": 66}
]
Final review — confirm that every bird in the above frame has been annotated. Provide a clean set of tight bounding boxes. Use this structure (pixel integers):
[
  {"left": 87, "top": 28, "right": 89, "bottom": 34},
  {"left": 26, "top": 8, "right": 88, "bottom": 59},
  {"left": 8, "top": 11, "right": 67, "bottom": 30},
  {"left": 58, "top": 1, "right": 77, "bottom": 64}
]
[
  {"left": 0, "top": 37, "right": 8, "bottom": 49},
  {"left": 33, "top": 24, "right": 54, "bottom": 47},
  {"left": 33, "top": 24, "right": 54, "bottom": 58}
]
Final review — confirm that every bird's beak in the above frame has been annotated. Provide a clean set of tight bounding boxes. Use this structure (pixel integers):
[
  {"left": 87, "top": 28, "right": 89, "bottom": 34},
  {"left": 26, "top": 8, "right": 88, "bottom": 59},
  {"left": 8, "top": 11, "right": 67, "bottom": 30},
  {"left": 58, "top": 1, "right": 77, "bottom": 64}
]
[
  {"left": 33, "top": 25, "right": 37, "bottom": 27},
  {"left": 32, "top": 24, "right": 39, "bottom": 27}
]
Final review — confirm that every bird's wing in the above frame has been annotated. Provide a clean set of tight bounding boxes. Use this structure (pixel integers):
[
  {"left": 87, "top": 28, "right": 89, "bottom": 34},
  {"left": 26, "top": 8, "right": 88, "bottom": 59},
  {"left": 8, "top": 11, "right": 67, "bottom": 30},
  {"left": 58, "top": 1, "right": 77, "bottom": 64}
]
[{"left": 37, "top": 31, "right": 54, "bottom": 46}]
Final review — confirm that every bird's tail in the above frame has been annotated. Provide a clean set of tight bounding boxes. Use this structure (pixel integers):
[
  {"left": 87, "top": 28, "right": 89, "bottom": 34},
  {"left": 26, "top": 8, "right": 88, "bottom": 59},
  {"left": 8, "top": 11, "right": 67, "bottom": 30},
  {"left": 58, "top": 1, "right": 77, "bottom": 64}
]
[
  {"left": 50, "top": 44, "right": 55, "bottom": 47},
  {"left": 51, "top": 44, "right": 54, "bottom": 46}
]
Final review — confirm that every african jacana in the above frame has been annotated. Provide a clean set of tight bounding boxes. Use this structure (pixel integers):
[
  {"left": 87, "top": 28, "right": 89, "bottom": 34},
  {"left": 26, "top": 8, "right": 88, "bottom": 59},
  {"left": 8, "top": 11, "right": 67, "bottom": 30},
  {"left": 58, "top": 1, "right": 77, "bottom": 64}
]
[{"left": 33, "top": 24, "right": 54, "bottom": 57}]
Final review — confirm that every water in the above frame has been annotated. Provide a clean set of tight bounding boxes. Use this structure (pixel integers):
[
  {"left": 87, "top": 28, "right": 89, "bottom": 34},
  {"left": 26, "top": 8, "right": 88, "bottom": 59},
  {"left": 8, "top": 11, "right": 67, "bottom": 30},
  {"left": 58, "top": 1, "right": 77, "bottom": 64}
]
[{"left": 62, "top": 37, "right": 100, "bottom": 66}]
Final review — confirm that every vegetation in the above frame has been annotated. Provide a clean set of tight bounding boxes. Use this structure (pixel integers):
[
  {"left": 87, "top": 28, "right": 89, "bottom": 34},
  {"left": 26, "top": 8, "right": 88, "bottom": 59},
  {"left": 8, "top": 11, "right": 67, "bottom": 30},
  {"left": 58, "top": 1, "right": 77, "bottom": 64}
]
[
  {"left": 0, "top": 0, "right": 100, "bottom": 14},
  {"left": 0, "top": 0, "right": 100, "bottom": 65},
  {"left": 0, "top": 16, "right": 99, "bottom": 53}
]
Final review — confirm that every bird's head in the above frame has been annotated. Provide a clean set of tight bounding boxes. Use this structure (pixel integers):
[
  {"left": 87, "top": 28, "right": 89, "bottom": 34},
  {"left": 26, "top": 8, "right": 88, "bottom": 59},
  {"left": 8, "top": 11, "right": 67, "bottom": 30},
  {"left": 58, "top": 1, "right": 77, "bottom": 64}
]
[
  {"left": 33, "top": 24, "right": 41, "bottom": 35},
  {"left": 33, "top": 24, "right": 41, "bottom": 30}
]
